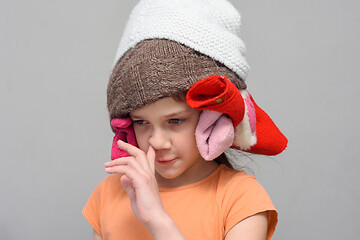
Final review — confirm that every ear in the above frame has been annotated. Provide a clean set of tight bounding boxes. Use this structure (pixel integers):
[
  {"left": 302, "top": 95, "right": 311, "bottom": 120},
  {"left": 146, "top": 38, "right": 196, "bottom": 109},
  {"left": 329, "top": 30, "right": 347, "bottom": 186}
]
[{"left": 110, "top": 118, "right": 138, "bottom": 160}]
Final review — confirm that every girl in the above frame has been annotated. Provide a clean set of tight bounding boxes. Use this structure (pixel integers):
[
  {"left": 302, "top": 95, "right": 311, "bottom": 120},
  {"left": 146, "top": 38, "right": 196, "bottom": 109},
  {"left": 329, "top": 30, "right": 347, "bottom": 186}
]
[{"left": 83, "top": 0, "right": 287, "bottom": 239}]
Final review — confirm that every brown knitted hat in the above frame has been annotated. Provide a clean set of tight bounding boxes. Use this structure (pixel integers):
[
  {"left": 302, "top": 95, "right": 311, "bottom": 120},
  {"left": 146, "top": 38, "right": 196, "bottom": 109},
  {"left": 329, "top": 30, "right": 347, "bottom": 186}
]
[{"left": 107, "top": 39, "right": 247, "bottom": 120}]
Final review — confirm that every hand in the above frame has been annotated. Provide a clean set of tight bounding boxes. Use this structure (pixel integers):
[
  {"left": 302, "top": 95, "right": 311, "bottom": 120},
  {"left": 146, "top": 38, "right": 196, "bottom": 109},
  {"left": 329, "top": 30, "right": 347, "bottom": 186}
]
[{"left": 104, "top": 140, "right": 165, "bottom": 225}]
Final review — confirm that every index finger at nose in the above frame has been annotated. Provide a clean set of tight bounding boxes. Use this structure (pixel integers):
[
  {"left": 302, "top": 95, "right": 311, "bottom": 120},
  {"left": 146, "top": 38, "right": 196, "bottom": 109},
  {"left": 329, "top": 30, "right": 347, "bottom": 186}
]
[
  {"left": 117, "top": 140, "right": 149, "bottom": 168},
  {"left": 117, "top": 140, "right": 142, "bottom": 157}
]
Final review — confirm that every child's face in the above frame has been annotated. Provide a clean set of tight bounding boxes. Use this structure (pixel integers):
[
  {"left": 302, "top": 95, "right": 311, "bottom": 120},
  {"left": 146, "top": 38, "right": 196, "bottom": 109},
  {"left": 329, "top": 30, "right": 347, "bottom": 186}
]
[{"left": 130, "top": 97, "right": 217, "bottom": 187}]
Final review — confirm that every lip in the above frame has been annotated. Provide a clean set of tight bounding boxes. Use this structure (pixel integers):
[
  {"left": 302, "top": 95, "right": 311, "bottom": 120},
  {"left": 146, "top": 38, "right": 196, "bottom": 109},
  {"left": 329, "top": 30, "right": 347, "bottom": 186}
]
[{"left": 156, "top": 158, "right": 177, "bottom": 165}]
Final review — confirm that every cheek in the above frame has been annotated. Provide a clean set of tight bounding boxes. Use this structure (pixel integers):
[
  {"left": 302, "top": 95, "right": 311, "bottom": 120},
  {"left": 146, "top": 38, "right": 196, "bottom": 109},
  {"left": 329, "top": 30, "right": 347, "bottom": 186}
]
[
  {"left": 134, "top": 127, "right": 149, "bottom": 151},
  {"left": 176, "top": 129, "right": 200, "bottom": 154},
  {"left": 178, "top": 116, "right": 200, "bottom": 153}
]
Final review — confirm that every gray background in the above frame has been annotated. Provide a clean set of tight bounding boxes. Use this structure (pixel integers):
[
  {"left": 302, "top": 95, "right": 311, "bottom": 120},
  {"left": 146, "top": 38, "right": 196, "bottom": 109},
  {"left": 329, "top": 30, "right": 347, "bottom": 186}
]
[{"left": 1, "top": 0, "right": 359, "bottom": 239}]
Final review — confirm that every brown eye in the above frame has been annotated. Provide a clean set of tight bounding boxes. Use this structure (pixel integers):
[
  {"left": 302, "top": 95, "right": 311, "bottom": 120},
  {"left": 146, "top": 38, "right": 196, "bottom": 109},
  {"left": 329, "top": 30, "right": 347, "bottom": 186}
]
[
  {"left": 169, "top": 119, "right": 184, "bottom": 125},
  {"left": 133, "top": 120, "right": 148, "bottom": 125}
]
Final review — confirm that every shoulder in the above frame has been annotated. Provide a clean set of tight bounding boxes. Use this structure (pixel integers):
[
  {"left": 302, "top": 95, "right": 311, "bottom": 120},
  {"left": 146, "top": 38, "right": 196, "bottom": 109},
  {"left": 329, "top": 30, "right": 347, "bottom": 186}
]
[
  {"left": 83, "top": 174, "right": 126, "bottom": 214},
  {"left": 217, "top": 164, "right": 275, "bottom": 209},
  {"left": 216, "top": 164, "right": 257, "bottom": 190},
  {"left": 83, "top": 174, "right": 125, "bottom": 238},
  {"left": 99, "top": 174, "right": 122, "bottom": 188},
  {"left": 98, "top": 174, "right": 123, "bottom": 190},
  {"left": 216, "top": 165, "right": 278, "bottom": 237},
  {"left": 90, "top": 174, "right": 124, "bottom": 200}
]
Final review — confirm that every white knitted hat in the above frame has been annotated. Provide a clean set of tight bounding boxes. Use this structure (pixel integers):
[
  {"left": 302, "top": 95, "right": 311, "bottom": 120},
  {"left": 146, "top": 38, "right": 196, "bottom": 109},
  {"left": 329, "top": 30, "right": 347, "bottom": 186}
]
[{"left": 114, "top": 0, "right": 250, "bottom": 81}]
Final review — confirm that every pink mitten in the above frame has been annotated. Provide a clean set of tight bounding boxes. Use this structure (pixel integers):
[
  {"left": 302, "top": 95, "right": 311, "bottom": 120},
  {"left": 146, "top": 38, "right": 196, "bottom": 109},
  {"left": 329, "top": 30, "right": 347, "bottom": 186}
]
[
  {"left": 196, "top": 110, "right": 234, "bottom": 161},
  {"left": 110, "top": 118, "right": 137, "bottom": 160}
]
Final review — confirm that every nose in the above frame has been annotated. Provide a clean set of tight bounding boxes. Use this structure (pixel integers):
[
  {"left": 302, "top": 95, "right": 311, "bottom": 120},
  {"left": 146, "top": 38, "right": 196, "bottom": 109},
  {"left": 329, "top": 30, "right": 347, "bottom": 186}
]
[{"left": 148, "top": 127, "right": 172, "bottom": 150}]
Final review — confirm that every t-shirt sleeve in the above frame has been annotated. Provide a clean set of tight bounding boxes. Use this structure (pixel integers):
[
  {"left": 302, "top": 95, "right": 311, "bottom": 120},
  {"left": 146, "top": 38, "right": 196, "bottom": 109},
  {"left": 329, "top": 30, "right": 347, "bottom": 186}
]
[
  {"left": 82, "top": 181, "right": 103, "bottom": 237},
  {"left": 223, "top": 175, "right": 278, "bottom": 239}
]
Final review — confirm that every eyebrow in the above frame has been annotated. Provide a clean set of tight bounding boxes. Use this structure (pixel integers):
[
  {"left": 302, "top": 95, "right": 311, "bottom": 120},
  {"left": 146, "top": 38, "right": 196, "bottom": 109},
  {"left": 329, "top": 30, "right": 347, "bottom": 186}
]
[
  {"left": 163, "top": 110, "right": 190, "bottom": 118},
  {"left": 130, "top": 110, "right": 190, "bottom": 119}
]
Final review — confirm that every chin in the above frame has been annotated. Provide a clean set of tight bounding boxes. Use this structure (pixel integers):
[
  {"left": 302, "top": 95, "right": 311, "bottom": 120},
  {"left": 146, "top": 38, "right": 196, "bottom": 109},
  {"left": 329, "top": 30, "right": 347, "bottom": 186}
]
[{"left": 156, "top": 169, "right": 183, "bottom": 180}]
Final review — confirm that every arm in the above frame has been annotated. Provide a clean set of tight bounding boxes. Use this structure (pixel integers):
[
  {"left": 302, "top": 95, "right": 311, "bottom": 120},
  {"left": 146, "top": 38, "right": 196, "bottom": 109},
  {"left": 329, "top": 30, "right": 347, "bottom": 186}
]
[
  {"left": 93, "top": 228, "right": 102, "bottom": 240},
  {"left": 225, "top": 211, "right": 268, "bottom": 240}
]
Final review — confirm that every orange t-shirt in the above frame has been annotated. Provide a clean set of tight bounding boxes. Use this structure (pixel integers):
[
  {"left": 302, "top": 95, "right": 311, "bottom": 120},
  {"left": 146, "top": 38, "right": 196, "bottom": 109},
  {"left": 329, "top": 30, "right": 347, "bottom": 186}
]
[{"left": 82, "top": 164, "right": 278, "bottom": 240}]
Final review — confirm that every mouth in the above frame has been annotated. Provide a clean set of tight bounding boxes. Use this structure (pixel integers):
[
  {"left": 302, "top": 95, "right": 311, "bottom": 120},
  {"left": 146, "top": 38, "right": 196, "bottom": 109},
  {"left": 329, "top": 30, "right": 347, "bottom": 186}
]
[{"left": 156, "top": 158, "right": 177, "bottom": 165}]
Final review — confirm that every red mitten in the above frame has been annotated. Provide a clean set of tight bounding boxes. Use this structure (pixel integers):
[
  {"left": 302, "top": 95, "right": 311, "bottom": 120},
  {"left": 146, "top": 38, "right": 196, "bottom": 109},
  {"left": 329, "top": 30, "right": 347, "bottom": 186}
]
[
  {"left": 233, "top": 94, "right": 288, "bottom": 155},
  {"left": 186, "top": 75, "right": 245, "bottom": 128},
  {"left": 110, "top": 118, "right": 138, "bottom": 160}
]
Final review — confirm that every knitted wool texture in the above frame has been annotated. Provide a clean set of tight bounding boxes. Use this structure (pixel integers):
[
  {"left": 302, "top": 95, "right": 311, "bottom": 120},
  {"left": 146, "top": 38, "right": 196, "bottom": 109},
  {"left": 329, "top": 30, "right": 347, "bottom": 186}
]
[
  {"left": 107, "top": 39, "right": 246, "bottom": 120},
  {"left": 114, "top": 0, "right": 249, "bottom": 80}
]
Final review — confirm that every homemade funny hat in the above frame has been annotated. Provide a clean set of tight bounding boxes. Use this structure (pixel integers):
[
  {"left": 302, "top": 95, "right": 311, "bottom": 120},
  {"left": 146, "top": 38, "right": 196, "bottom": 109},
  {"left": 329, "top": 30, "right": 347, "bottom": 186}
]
[
  {"left": 108, "top": 0, "right": 287, "bottom": 160},
  {"left": 108, "top": 0, "right": 249, "bottom": 119},
  {"left": 108, "top": 39, "right": 246, "bottom": 119}
]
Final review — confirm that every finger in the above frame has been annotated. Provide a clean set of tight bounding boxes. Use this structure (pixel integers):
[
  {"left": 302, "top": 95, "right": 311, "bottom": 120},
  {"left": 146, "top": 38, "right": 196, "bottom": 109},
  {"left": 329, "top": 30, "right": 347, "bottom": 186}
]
[
  {"left": 106, "top": 164, "right": 153, "bottom": 191},
  {"left": 146, "top": 145, "right": 156, "bottom": 173},
  {"left": 105, "top": 164, "right": 139, "bottom": 181},
  {"left": 120, "top": 175, "right": 135, "bottom": 201},
  {"left": 117, "top": 140, "right": 150, "bottom": 169},
  {"left": 104, "top": 156, "right": 133, "bottom": 167},
  {"left": 117, "top": 139, "right": 143, "bottom": 157},
  {"left": 105, "top": 157, "right": 147, "bottom": 176},
  {"left": 105, "top": 164, "right": 127, "bottom": 175}
]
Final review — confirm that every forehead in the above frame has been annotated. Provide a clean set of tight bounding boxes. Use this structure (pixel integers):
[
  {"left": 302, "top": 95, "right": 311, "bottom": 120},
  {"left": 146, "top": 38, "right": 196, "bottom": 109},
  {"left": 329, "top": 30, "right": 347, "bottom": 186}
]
[{"left": 130, "top": 97, "right": 195, "bottom": 118}]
